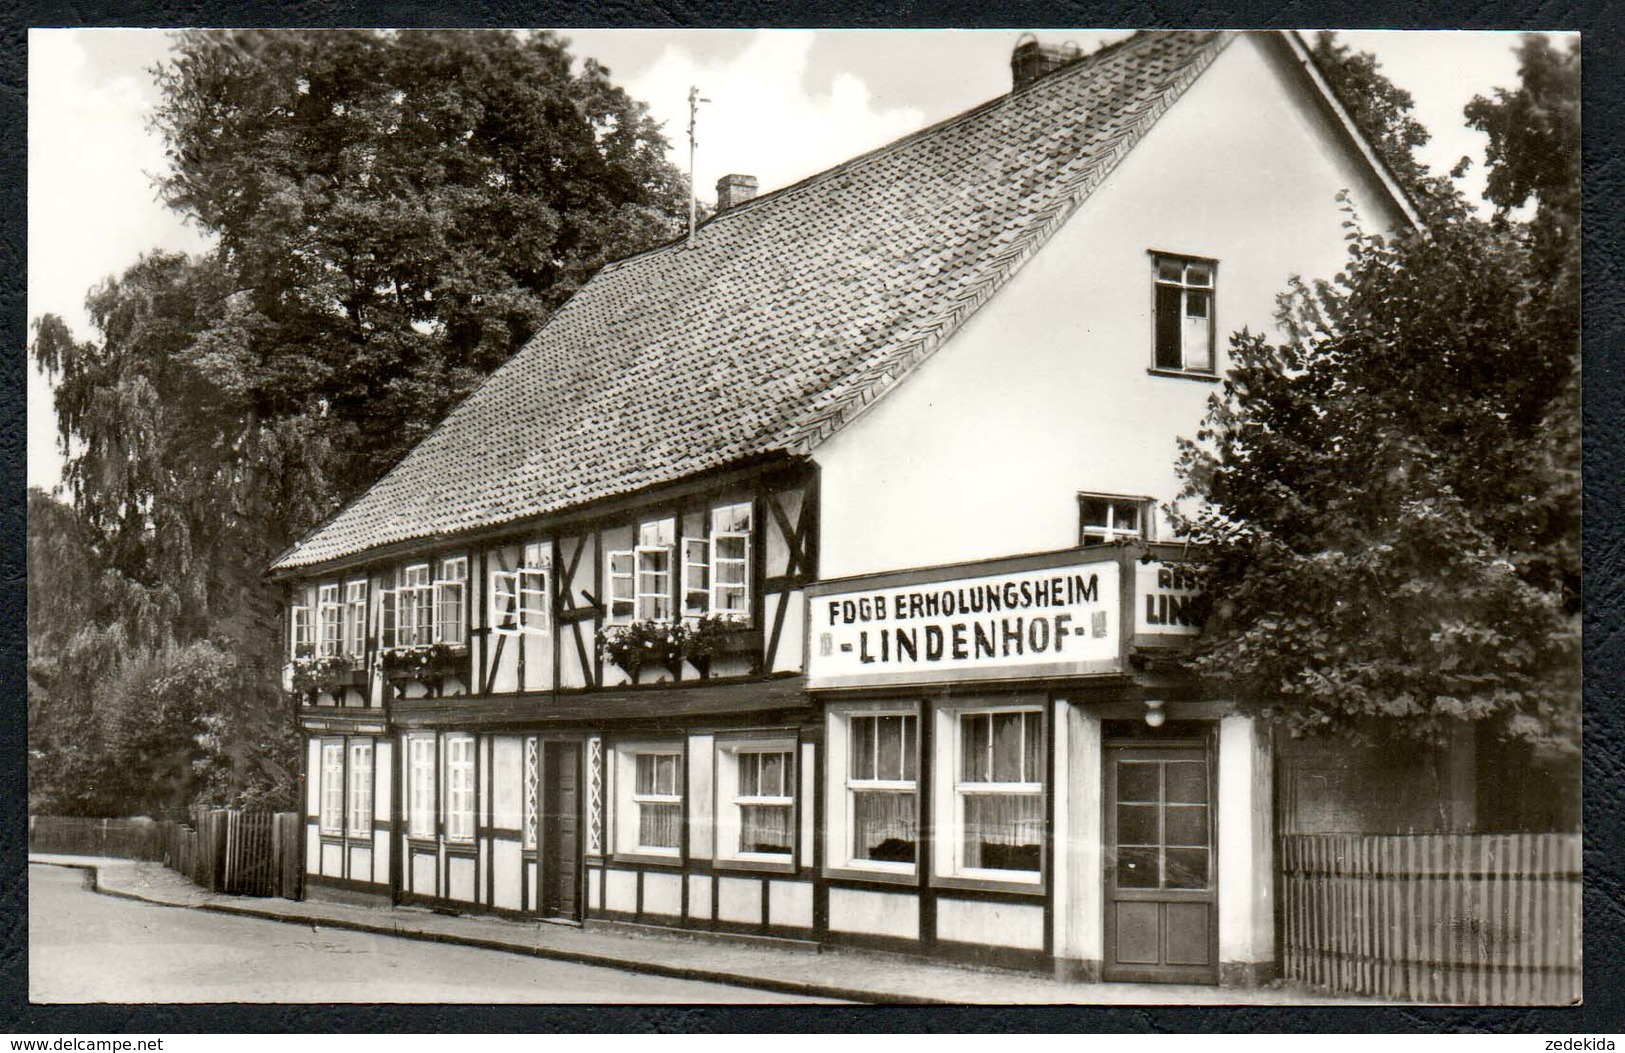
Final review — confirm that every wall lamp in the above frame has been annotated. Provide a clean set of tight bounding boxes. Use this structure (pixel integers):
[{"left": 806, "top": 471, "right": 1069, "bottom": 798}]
[{"left": 1143, "top": 699, "right": 1166, "bottom": 728}]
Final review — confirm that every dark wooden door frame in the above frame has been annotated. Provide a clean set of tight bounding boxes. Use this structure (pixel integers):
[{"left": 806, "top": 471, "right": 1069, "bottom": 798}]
[
  {"left": 541, "top": 740, "right": 583, "bottom": 920},
  {"left": 1102, "top": 733, "right": 1219, "bottom": 985}
]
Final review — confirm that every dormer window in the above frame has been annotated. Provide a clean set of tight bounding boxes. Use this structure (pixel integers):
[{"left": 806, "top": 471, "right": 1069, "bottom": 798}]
[
  {"left": 1079, "top": 493, "right": 1153, "bottom": 546},
  {"left": 1151, "top": 253, "right": 1216, "bottom": 375}
]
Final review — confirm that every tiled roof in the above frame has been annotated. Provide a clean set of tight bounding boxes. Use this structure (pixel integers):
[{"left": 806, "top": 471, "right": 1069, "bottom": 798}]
[{"left": 273, "top": 30, "right": 1231, "bottom": 572}]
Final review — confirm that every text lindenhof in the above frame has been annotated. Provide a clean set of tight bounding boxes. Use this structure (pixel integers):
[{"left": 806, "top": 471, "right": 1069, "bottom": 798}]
[{"left": 809, "top": 561, "right": 1120, "bottom": 686}]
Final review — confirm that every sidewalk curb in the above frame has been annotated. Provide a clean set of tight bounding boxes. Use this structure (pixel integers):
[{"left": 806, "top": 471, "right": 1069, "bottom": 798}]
[{"left": 34, "top": 859, "right": 911, "bottom": 1004}]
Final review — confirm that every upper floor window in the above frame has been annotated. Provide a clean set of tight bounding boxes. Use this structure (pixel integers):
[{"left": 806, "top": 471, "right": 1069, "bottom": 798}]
[
  {"left": 1152, "top": 253, "right": 1215, "bottom": 374},
  {"left": 1079, "top": 493, "right": 1152, "bottom": 546},
  {"left": 493, "top": 542, "right": 550, "bottom": 635},
  {"left": 317, "top": 584, "right": 343, "bottom": 658},
  {"left": 612, "top": 504, "right": 753, "bottom": 626},
  {"left": 435, "top": 557, "right": 467, "bottom": 646},
  {"left": 291, "top": 602, "right": 313, "bottom": 659},
  {"left": 343, "top": 580, "right": 367, "bottom": 658},
  {"left": 382, "top": 558, "right": 466, "bottom": 649},
  {"left": 707, "top": 503, "right": 752, "bottom": 620},
  {"left": 391, "top": 563, "right": 435, "bottom": 648},
  {"left": 608, "top": 518, "right": 676, "bottom": 624}
]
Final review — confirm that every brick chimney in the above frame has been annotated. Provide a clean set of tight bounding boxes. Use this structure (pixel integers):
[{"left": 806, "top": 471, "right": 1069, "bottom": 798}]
[
  {"left": 1011, "top": 34, "right": 1083, "bottom": 91},
  {"left": 715, "top": 174, "right": 759, "bottom": 212}
]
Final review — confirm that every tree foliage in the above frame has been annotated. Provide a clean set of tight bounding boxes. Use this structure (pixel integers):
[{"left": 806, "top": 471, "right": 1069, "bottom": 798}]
[
  {"left": 29, "top": 30, "right": 691, "bottom": 816},
  {"left": 1175, "top": 36, "right": 1580, "bottom": 753}
]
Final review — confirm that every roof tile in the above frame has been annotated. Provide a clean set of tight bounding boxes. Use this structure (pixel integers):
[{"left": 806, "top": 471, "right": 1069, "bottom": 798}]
[{"left": 273, "top": 30, "right": 1230, "bottom": 572}]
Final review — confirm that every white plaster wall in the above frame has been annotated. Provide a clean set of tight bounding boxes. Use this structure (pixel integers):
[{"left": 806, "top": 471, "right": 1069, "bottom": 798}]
[
  {"left": 604, "top": 867, "right": 637, "bottom": 912},
  {"left": 936, "top": 898, "right": 1046, "bottom": 951},
  {"left": 1217, "top": 713, "right": 1274, "bottom": 967},
  {"left": 1054, "top": 702, "right": 1103, "bottom": 964},
  {"left": 769, "top": 880, "right": 814, "bottom": 928},
  {"left": 642, "top": 871, "right": 684, "bottom": 918},
  {"left": 828, "top": 888, "right": 920, "bottom": 940},
  {"left": 447, "top": 855, "right": 476, "bottom": 902},
  {"left": 688, "top": 734, "right": 716, "bottom": 859},
  {"left": 492, "top": 840, "right": 522, "bottom": 910},
  {"left": 815, "top": 34, "right": 1408, "bottom": 579},
  {"left": 716, "top": 876, "right": 763, "bottom": 924},
  {"left": 687, "top": 874, "right": 713, "bottom": 920}
]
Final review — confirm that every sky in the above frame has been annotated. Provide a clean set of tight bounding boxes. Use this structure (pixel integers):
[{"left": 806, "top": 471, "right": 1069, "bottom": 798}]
[{"left": 26, "top": 28, "right": 1562, "bottom": 492}]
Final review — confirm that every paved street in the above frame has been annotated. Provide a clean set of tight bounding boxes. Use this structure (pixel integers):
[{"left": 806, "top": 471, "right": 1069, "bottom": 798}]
[{"left": 29, "top": 865, "right": 832, "bottom": 1003}]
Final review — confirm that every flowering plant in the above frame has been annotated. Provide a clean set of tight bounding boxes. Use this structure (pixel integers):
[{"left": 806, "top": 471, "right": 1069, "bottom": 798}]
[
  {"left": 596, "top": 620, "right": 689, "bottom": 682},
  {"left": 290, "top": 655, "right": 352, "bottom": 696},
  {"left": 380, "top": 641, "right": 465, "bottom": 680}
]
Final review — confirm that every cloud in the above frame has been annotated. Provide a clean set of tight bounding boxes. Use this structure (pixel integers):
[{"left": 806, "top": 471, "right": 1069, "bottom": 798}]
[{"left": 623, "top": 30, "right": 928, "bottom": 202}]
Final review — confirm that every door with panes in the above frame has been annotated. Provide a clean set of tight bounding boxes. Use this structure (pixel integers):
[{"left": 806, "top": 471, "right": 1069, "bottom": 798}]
[{"left": 1102, "top": 724, "right": 1218, "bottom": 983}]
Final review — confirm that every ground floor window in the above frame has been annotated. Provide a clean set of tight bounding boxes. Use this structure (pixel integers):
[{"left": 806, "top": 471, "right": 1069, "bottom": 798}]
[
  {"left": 407, "top": 734, "right": 436, "bottom": 839},
  {"left": 715, "top": 738, "right": 796, "bottom": 865},
  {"left": 445, "top": 734, "right": 476, "bottom": 842},
  {"left": 347, "top": 740, "right": 374, "bottom": 837},
  {"left": 319, "top": 740, "right": 344, "bottom": 835},
  {"left": 613, "top": 743, "right": 683, "bottom": 858},
  {"left": 942, "top": 707, "right": 1045, "bottom": 881},
  {"left": 825, "top": 706, "right": 919, "bottom": 877}
]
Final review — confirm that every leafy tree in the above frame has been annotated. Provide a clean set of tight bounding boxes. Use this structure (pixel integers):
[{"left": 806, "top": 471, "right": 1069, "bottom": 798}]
[
  {"left": 1175, "top": 38, "right": 1581, "bottom": 768},
  {"left": 29, "top": 30, "right": 691, "bottom": 815}
]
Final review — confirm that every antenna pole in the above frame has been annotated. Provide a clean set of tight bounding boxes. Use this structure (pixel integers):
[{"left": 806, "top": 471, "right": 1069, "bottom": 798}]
[{"left": 687, "top": 86, "right": 709, "bottom": 247}]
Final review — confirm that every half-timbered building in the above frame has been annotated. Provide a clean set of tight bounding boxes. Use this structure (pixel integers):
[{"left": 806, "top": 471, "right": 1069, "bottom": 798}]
[{"left": 270, "top": 30, "right": 1418, "bottom": 985}]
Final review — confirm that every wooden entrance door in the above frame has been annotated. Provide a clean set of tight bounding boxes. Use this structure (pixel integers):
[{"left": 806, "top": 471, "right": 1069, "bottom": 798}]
[
  {"left": 1103, "top": 740, "right": 1218, "bottom": 984},
  {"left": 540, "top": 741, "right": 581, "bottom": 919}
]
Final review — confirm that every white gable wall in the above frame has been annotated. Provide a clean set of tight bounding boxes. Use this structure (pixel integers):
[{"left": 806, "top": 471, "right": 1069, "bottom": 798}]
[{"left": 815, "top": 33, "right": 1408, "bottom": 579}]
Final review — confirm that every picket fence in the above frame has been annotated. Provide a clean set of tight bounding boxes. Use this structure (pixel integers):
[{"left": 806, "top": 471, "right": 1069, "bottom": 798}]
[
  {"left": 30, "top": 810, "right": 302, "bottom": 899},
  {"left": 1279, "top": 833, "right": 1581, "bottom": 1005}
]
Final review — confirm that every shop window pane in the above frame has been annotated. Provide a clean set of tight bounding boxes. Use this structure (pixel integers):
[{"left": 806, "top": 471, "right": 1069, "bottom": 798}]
[
  {"left": 1165, "top": 847, "right": 1210, "bottom": 890},
  {"left": 853, "top": 790, "right": 915, "bottom": 863},
  {"left": 1165, "top": 762, "right": 1208, "bottom": 804},
  {"left": 990, "top": 713, "right": 1027, "bottom": 782},
  {"left": 875, "top": 715, "right": 906, "bottom": 781},
  {"left": 1118, "top": 846, "right": 1159, "bottom": 888},
  {"left": 1117, "top": 761, "right": 1159, "bottom": 803},
  {"left": 639, "top": 802, "right": 681, "bottom": 849},
  {"left": 851, "top": 717, "right": 876, "bottom": 780},
  {"left": 1164, "top": 804, "right": 1209, "bottom": 847},
  {"left": 1117, "top": 803, "right": 1160, "bottom": 846},
  {"left": 740, "top": 804, "right": 792, "bottom": 854},
  {"left": 963, "top": 793, "right": 1042, "bottom": 871}
]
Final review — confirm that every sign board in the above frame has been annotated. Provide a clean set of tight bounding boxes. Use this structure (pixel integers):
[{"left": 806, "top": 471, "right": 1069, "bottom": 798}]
[
  {"left": 807, "top": 558, "right": 1121, "bottom": 689},
  {"left": 1134, "top": 559, "right": 1203, "bottom": 637}
]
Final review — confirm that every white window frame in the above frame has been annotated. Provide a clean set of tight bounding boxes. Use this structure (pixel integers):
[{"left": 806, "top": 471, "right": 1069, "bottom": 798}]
[
  {"left": 343, "top": 580, "right": 367, "bottom": 659},
  {"left": 434, "top": 556, "right": 468, "bottom": 646},
  {"left": 709, "top": 501, "right": 752, "bottom": 621},
  {"left": 291, "top": 602, "right": 313, "bottom": 659},
  {"left": 388, "top": 563, "right": 434, "bottom": 649},
  {"left": 319, "top": 740, "right": 345, "bottom": 835},
  {"left": 824, "top": 706, "right": 920, "bottom": 879},
  {"left": 606, "top": 518, "right": 676, "bottom": 625},
  {"left": 681, "top": 537, "right": 710, "bottom": 619},
  {"left": 1078, "top": 492, "right": 1153, "bottom": 546},
  {"left": 1151, "top": 252, "right": 1217, "bottom": 374},
  {"left": 317, "top": 584, "right": 343, "bottom": 658},
  {"left": 347, "top": 739, "right": 374, "bottom": 837},
  {"left": 407, "top": 734, "right": 437, "bottom": 839},
  {"left": 445, "top": 734, "right": 476, "bottom": 843},
  {"left": 612, "top": 742, "right": 683, "bottom": 859},
  {"left": 935, "top": 704, "right": 1046, "bottom": 886},
  {"left": 714, "top": 737, "right": 796, "bottom": 867}
]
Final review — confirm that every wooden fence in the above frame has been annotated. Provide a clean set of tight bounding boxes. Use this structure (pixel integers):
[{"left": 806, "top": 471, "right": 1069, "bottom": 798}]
[
  {"left": 31, "top": 810, "right": 302, "bottom": 900},
  {"left": 1280, "top": 833, "right": 1581, "bottom": 1004}
]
